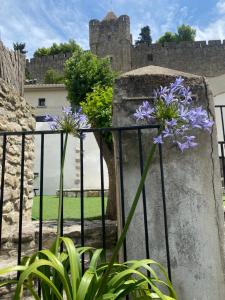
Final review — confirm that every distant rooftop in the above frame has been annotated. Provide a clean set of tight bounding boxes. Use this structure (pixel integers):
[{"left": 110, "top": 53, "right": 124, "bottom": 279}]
[
  {"left": 24, "top": 83, "right": 65, "bottom": 90},
  {"left": 103, "top": 11, "right": 117, "bottom": 21}
]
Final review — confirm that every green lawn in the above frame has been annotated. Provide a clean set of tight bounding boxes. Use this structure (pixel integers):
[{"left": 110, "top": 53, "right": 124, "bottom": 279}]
[{"left": 32, "top": 196, "right": 107, "bottom": 220}]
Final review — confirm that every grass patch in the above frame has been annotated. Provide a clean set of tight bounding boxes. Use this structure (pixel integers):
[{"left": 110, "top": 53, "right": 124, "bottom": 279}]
[{"left": 32, "top": 196, "right": 107, "bottom": 220}]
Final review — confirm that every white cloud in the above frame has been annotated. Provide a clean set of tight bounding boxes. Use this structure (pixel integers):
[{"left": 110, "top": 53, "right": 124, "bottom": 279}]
[
  {"left": 216, "top": 0, "right": 225, "bottom": 14},
  {"left": 194, "top": 1, "right": 225, "bottom": 41},
  {"left": 0, "top": 0, "right": 90, "bottom": 57},
  {"left": 1, "top": 0, "right": 225, "bottom": 58}
]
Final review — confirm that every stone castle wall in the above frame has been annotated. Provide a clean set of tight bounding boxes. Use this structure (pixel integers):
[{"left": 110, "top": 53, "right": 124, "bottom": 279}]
[
  {"left": 89, "top": 14, "right": 225, "bottom": 78},
  {"left": 26, "top": 52, "right": 72, "bottom": 82},
  {"left": 0, "top": 42, "right": 25, "bottom": 96},
  {"left": 26, "top": 14, "right": 225, "bottom": 82},
  {"left": 131, "top": 40, "right": 225, "bottom": 77}
]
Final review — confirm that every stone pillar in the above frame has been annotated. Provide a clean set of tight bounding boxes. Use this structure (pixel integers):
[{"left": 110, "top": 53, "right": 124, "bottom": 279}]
[{"left": 113, "top": 66, "right": 225, "bottom": 300}]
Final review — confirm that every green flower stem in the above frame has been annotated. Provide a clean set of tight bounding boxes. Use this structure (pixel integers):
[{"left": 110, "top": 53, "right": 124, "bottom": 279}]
[
  {"left": 98, "top": 142, "right": 157, "bottom": 295},
  {"left": 55, "top": 132, "right": 68, "bottom": 253}
]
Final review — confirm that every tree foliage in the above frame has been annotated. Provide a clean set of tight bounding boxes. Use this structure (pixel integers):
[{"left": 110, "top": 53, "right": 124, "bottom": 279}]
[
  {"left": 157, "top": 32, "right": 177, "bottom": 44},
  {"left": 81, "top": 85, "right": 113, "bottom": 145},
  {"left": 135, "top": 26, "right": 152, "bottom": 45},
  {"left": 158, "top": 24, "right": 196, "bottom": 44},
  {"left": 64, "top": 49, "right": 115, "bottom": 108},
  {"left": 33, "top": 39, "right": 80, "bottom": 57},
  {"left": 13, "top": 42, "right": 27, "bottom": 54},
  {"left": 44, "top": 68, "right": 64, "bottom": 84},
  {"left": 81, "top": 85, "right": 112, "bottom": 128},
  {"left": 176, "top": 24, "right": 196, "bottom": 42}
]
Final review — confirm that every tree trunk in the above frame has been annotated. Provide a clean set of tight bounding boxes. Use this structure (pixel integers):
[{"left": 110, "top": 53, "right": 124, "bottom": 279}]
[{"left": 94, "top": 132, "right": 117, "bottom": 220}]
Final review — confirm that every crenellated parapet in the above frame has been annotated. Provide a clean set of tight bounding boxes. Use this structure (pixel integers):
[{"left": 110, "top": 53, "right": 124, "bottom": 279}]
[
  {"left": 131, "top": 40, "right": 225, "bottom": 77},
  {"left": 26, "top": 52, "right": 72, "bottom": 83},
  {"left": 133, "top": 39, "right": 225, "bottom": 49},
  {"left": 26, "top": 12, "right": 225, "bottom": 82}
]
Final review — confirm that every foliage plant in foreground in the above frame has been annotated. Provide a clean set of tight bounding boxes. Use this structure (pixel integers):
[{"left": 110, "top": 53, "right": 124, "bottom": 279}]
[{"left": 0, "top": 75, "right": 213, "bottom": 300}]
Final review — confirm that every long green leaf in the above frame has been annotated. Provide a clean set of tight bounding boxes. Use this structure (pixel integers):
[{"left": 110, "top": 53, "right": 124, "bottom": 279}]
[
  {"left": 77, "top": 270, "right": 96, "bottom": 300},
  {"left": 60, "top": 236, "right": 81, "bottom": 299},
  {"left": 13, "top": 259, "right": 72, "bottom": 300}
]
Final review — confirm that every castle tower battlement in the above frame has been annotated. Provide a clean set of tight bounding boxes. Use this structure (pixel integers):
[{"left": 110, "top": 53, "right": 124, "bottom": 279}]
[
  {"left": 89, "top": 12, "right": 132, "bottom": 72},
  {"left": 89, "top": 12, "right": 225, "bottom": 77}
]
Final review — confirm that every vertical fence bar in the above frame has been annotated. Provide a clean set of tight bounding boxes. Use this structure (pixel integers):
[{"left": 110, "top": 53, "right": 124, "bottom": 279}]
[
  {"left": 220, "top": 143, "right": 225, "bottom": 187},
  {"left": 80, "top": 131, "right": 85, "bottom": 273},
  {"left": 99, "top": 132, "right": 106, "bottom": 252},
  {"left": 137, "top": 129, "right": 150, "bottom": 259},
  {"left": 118, "top": 129, "right": 127, "bottom": 261},
  {"left": 220, "top": 107, "right": 225, "bottom": 141},
  {"left": 60, "top": 132, "right": 64, "bottom": 241},
  {"left": 39, "top": 134, "right": 44, "bottom": 251},
  {"left": 38, "top": 133, "right": 44, "bottom": 298},
  {"left": 158, "top": 143, "right": 171, "bottom": 281},
  {"left": 17, "top": 133, "right": 25, "bottom": 274},
  {"left": 0, "top": 134, "right": 7, "bottom": 248}
]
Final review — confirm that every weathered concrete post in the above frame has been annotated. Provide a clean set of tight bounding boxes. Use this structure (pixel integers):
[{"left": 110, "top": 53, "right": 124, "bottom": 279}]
[{"left": 113, "top": 66, "right": 225, "bottom": 300}]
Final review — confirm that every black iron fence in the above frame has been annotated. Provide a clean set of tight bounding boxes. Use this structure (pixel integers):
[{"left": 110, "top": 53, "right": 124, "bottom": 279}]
[
  {"left": 0, "top": 125, "right": 171, "bottom": 286},
  {"left": 215, "top": 105, "right": 225, "bottom": 187}
]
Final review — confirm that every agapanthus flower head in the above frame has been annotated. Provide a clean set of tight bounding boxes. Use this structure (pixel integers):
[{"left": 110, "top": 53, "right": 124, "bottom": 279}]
[
  {"left": 45, "top": 106, "right": 89, "bottom": 137},
  {"left": 134, "top": 77, "right": 214, "bottom": 151}
]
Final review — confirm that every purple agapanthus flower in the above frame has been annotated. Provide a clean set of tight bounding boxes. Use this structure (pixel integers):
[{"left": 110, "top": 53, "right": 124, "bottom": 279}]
[
  {"left": 45, "top": 106, "right": 89, "bottom": 137},
  {"left": 134, "top": 77, "right": 214, "bottom": 151}
]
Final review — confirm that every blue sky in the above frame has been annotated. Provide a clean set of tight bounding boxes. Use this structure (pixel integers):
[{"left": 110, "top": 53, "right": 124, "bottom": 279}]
[{"left": 1, "top": 0, "right": 225, "bottom": 57}]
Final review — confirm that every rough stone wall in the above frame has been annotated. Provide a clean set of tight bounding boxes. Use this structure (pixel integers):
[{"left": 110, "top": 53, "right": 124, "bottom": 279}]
[
  {"left": 0, "top": 78, "right": 36, "bottom": 258},
  {"left": 131, "top": 40, "right": 225, "bottom": 77},
  {"left": 0, "top": 42, "right": 25, "bottom": 96},
  {"left": 26, "top": 52, "right": 72, "bottom": 83}
]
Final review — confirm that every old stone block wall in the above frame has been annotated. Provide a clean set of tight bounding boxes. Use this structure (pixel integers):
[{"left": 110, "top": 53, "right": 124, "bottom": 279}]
[
  {"left": 131, "top": 40, "right": 225, "bottom": 77},
  {"left": 89, "top": 15, "right": 132, "bottom": 72},
  {"left": 25, "top": 14, "right": 225, "bottom": 83},
  {"left": 89, "top": 13, "right": 225, "bottom": 77},
  {"left": 0, "top": 78, "right": 35, "bottom": 258},
  {"left": 26, "top": 52, "right": 72, "bottom": 83},
  {"left": 0, "top": 42, "right": 25, "bottom": 96}
]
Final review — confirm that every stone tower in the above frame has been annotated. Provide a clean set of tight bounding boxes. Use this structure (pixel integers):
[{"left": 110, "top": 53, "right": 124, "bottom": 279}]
[{"left": 89, "top": 11, "right": 132, "bottom": 72}]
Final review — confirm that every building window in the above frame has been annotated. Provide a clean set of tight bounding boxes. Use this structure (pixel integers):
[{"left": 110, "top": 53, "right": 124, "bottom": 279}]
[
  {"left": 108, "top": 35, "right": 111, "bottom": 41},
  {"left": 109, "top": 56, "right": 113, "bottom": 64},
  {"left": 38, "top": 98, "right": 46, "bottom": 107},
  {"left": 147, "top": 54, "right": 153, "bottom": 61}
]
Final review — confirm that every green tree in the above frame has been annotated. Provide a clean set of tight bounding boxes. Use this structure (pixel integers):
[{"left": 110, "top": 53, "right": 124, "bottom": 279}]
[
  {"left": 34, "top": 47, "right": 50, "bottom": 57},
  {"left": 44, "top": 68, "right": 64, "bottom": 84},
  {"left": 135, "top": 26, "right": 152, "bottom": 45},
  {"left": 158, "top": 24, "right": 196, "bottom": 44},
  {"left": 34, "top": 39, "right": 80, "bottom": 57},
  {"left": 64, "top": 50, "right": 115, "bottom": 106},
  {"left": 13, "top": 42, "right": 27, "bottom": 54},
  {"left": 176, "top": 24, "right": 196, "bottom": 42},
  {"left": 64, "top": 50, "right": 117, "bottom": 220},
  {"left": 157, "top": 32, "right": 177, "bottom": 44}
]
